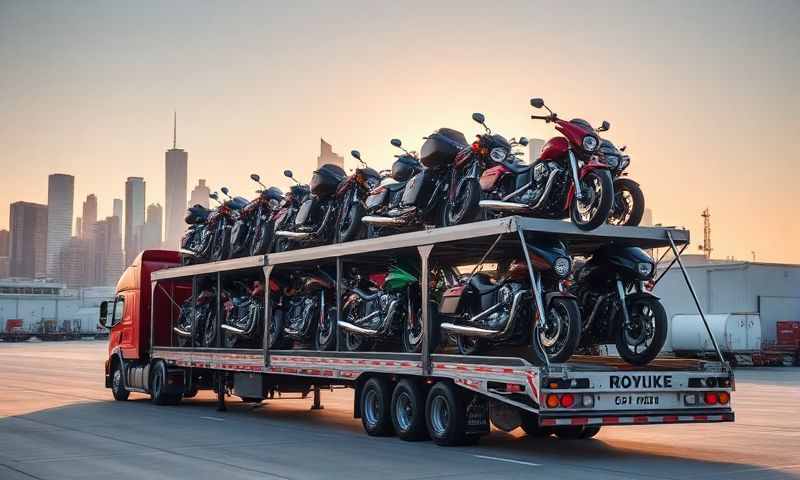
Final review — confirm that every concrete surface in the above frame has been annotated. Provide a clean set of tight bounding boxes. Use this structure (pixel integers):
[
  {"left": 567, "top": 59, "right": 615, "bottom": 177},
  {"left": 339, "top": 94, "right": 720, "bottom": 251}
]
[{"left": 1, "top": 341, "right": 799, "bottom": 480}]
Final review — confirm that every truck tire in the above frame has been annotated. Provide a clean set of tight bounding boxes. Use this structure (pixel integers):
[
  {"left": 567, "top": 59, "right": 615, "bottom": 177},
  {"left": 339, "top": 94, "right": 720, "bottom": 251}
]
[
  {"left": 425, "top": 382, "right": 475, "bottom": 446},
  {"left": 579, "top": 425, "right": 602, "bottom": 438},
  {"left": 360, "top": 377, "right": 394, "bottom": 436},
  {"left": 554, "top": 425, "right": 585, "bottom": 439},
  {"left": 390, "top": 379, "right": 428, "bottom": 441},
  {"left": 111, "top": 362, "right": 129, "bottom": 401},
  {"left": 519, "top": 411, "right": 551, "bottom": 437},
  {"left": 150, "top": 361, "right": 182, "bottom": 406}
]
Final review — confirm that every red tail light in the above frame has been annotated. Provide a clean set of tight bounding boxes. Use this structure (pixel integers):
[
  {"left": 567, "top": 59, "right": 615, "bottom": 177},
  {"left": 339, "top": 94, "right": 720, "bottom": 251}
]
[
  {"left": 560, "top": 393, "right": 575, "bottom": 408},
  {"left": 471, "top": 141, "right": 480, "bottom": 152},
  {"left": 704, "top": 392, "right": 718, "bottom": 405}
]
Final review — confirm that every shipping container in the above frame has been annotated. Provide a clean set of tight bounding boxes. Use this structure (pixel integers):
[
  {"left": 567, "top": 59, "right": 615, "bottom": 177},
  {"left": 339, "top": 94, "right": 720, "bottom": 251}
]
[{"left": 671, "top": 313, "right": 761, "bottom": 354}]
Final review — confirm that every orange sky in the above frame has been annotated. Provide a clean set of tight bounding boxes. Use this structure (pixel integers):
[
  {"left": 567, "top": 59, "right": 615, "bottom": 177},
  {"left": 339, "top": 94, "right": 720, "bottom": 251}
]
[{"left": 1, "top": 1, "right": 798, "bottom": 263}]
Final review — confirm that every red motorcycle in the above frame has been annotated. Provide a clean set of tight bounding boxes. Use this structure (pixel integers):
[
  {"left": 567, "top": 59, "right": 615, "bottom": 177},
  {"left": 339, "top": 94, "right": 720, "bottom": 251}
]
[{"left": 477, "top": 98, "right": 614, "bottom": 231}]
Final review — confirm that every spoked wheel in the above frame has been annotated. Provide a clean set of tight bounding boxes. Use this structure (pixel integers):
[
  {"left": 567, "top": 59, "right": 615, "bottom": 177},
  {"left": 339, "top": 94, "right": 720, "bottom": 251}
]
[
  {"left": 402, "top": 303, "right": 424, "bottom": 353},
  {"left": 616, "top": 296, "right": 667, "bottom": 365},
  {"left": 570, "top": 169, "right": 614, "bottom": 231},
  {"left": 441, "top": 179, "right": 480, "bottom": 227},
  {"left": 538, "top": 298, "right": 581, "bottom": 363},
  {"left": 336, "top": 201, "right": 365, "bottom": 243},
  {"left": 202, "top": 309, "right": 218, "bottom": 347},
  {"left": 315, "top": 305, "right": 337, "bottom": 351},
  {"left": 608, "top": 177, "right": 645, "bottom": 226}
]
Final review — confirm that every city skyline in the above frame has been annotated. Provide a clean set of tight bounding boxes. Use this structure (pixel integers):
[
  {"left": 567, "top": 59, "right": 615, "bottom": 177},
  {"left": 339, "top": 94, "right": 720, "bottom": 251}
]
[{"left": 0, "top": 2, "right": 798, "bottom": 263}]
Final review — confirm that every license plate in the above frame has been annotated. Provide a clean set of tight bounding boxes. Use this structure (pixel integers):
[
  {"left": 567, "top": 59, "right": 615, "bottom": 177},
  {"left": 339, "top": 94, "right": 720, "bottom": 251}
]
[{"left": 594, "top": 392, "right": 682, "bottom": 410}]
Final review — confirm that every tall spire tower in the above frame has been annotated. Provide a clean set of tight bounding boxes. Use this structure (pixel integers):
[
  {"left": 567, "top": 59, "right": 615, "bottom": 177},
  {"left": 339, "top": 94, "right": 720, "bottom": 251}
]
[
  {"left": 173, "top": 110, "right": 177, "bottom": 149},
  {"left": 164, "top": 112, "right": 188, "bottom": 250}
]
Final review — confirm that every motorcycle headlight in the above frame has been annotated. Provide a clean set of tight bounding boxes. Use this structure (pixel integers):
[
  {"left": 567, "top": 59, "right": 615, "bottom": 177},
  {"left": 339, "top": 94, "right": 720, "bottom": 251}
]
[
  {"left": 637, "top": 262, "right": 653, "bottom": 278},
  {"left": 553, "top": 257, "right": 572, "bottom": 277},
  {"left": 490, "top": 147, "right": 508, "bottom": 163},
  {"left": 582, "top": 135, "right": 599, "bottom": 152},
  {"left": 605, "top": 155, "right": 620, "bottom": 169},
  {"left": 620, "top": 155, "right": 630, "bottom": 170}
]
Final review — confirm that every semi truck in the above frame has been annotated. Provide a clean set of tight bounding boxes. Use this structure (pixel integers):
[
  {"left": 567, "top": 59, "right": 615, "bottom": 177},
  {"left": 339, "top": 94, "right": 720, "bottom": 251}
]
[{"left": 99, "top": 216, "right": 734, "bottom": 445}]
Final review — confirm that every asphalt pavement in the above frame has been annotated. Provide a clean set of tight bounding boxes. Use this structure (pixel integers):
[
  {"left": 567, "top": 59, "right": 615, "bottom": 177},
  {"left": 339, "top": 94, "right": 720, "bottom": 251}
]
[{"left": 1, "top": 341, "right": 798, "bottom": 480}]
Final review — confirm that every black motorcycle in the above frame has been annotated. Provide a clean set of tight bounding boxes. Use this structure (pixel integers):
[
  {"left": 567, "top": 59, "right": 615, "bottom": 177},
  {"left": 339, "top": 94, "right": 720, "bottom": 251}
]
[
  {"left": 360, "top": 128, "right": 468, "bottom": 232},
  {"left": 274, "top": 268, "right": 338, "bottom": 351},
  {"left": 274, "top": 164, "right": 346, "bottom": 250},
  {"left": 570, "top": 245, "right": 667, "bottom": 365},
  {"left": 208, "top": 188, "right": 248, "bottom": 262},
  {"left": 599, "top": 140, "right": 645, "bottom": 227},
  {"left": 229, "top": 174, "right": 284, "bottom": 258},
  {"left": 180, "top": 203, "right": 214, "bottom": 265},
  {"left": 270, "top": 170, "right": 311, "bottom": 253},
  {"left": 173, "top": 286, "right": 216, "bottom": 347},
  {"left": 438, "top": 240, "right": 581, "bottom": 363},
  {"left": 220, "top": 280, "right": 265, "bottom": 348},
  {"left": 334, "top": 150, "right": 382, "bottom": 243}
]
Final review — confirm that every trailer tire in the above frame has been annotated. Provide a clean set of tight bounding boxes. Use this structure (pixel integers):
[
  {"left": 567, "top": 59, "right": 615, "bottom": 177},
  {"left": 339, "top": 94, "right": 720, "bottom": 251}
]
[
  {"left": 519, "top": 412, "right": 551, "bottom": 437},
  {"left": 391, "top": 379, "right": 429, "bottom": 441},
  {"left": 579, "top": 425, "right": 602, "bottom": 438},
  {"left": 360, "top": 377, "right": 394, "bottom": 436},
  {"left": 554, "top": 425, "right": 585, "bottom": 439},
  {"left": 111, "top": 362, "right": 129, "bottom": 401},
  {"left": 425, "top": 382, "right": 472, "bottom": 446},
  {"left": 150, "top": 361, "right": 182, "bottom": 406}
]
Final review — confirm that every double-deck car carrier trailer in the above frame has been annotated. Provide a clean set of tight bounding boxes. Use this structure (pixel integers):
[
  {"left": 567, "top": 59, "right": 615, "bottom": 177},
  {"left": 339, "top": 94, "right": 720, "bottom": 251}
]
[{"left": 103, "top": 216, "right": 734, "bottom": 445}]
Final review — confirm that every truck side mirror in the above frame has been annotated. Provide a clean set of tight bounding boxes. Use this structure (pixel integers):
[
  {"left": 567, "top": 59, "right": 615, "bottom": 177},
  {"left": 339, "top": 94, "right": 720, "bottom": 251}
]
[{"left": 99, "top": 301, "right": 108, "bottom": 328}]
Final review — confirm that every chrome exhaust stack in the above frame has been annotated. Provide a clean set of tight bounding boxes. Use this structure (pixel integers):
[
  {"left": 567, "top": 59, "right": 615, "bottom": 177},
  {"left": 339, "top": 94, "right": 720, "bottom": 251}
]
[
  {"left": 339, "top": 299, "right": 399, "bottom": 337},
  {"left": 478, "top": 200, "right": 530, "bottom": 212},
  {"left": 439, "top": 291, "right": 528, "bottom": 339},
  {"left": 173, "top": 326, "right": 191, "bottom": 336},
  {"left": 275, "top": 230, "right": 312, "bottom": 239},
  {"left": 338, "top": 320, "right": 379, "bottom": 336},
  {"left": 361, "top": 215, "right": 406, "bottom": 225}
]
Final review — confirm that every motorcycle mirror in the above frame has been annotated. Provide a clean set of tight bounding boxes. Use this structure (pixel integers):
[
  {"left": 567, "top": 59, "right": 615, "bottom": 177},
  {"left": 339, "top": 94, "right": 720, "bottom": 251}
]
[
  {"left": 390, "top": 138, "right": 402, "bottom": 148},
  {"left": 519, "top": 136, "right": 529, "bottom": 147},
  {"left": 620, "top": 145, "right": 627, "bottom": 152},
  {"left": 221, "top": 187, "right": 230, "bottom": 196},
  {"left": 471, "top": 112, "right": 486, "bottom": 125},
  {"left": 209, "top": 192, "right": 219, "bottom": 200},
  {"left": 351, "top": 150, "right": 361, "bottom": 160},
  {"left": 530, "top": 98, "right": 545, "bottom": 109},
  {"left": 597, "top": 120, "right": 610, "bottom": 132},
  {"left": 250, "top": 173, "right": 260, "bottom": 182},
  {"left": 283, "top": 170, "right": 293, "bottom": 178}
]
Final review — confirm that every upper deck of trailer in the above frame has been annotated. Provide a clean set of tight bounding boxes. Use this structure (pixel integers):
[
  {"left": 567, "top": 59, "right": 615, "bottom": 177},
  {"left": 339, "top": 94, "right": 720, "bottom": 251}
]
[{"left": 152, "top": 216, "right": 689, "bottom": 280}]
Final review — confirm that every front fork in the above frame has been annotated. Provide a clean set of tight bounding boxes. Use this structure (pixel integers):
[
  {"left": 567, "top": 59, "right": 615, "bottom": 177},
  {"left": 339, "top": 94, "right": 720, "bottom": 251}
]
[
  {"left": 616, "top": 278, "right": 630, "bottom": 331},
  {"left": 568, "top": 148, "right": 583, "bottom": 201}
]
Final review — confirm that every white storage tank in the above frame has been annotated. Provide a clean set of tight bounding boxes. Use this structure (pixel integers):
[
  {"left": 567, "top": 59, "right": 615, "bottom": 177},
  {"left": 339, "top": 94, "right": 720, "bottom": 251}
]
[{"left": 671, "top": 313, "right": 762, "bottom": 354}]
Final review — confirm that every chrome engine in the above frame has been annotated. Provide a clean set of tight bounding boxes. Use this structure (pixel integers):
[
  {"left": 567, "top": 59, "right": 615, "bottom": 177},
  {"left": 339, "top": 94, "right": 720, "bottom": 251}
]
[{"left": 284, "top": 295, "right": 319, "bottom": 338}]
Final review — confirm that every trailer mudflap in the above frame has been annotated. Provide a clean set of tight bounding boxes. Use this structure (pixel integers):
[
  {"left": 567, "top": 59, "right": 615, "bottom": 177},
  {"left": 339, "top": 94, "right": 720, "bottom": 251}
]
[{"left": 464, "top": 393, "right": 490, "bottom": 435}]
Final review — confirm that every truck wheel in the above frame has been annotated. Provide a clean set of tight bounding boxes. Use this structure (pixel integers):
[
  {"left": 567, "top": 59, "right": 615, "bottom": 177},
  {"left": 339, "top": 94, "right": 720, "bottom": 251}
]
[
  {"left": 554, "top": 426, "right": 585, "bottom": 439},
  {"left": 111, "top": 363, "right": 129, "bottom": 401},
  {"left": 360, "top": 377, "right": 394, "bottom": 436},
  {"left": 150, "top": 361, "right": 182, "bottom": 406},
  {"left": 519, "top": 411, "right": 552, "bottom": 437},
  {"left": 391, "top": 379, "right": 428, "bottom": 441},
  {"left": 579, "top": 425, "right": 602, "bottom": 438},
  {"left": 425, "top": 382, "right": 473, "bottom": 446}
]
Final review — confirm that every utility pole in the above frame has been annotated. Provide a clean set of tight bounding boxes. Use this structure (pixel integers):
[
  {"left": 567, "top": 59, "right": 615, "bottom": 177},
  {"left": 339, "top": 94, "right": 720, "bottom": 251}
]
[{"left": 698, "top": 208, "right": 712, "bottom": 261}]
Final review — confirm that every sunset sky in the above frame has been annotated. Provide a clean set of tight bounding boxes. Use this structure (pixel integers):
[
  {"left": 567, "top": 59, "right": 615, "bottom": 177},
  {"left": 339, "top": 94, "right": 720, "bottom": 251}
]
[{"left": 1, "top": 1, "right": 798, "bottom": 262}]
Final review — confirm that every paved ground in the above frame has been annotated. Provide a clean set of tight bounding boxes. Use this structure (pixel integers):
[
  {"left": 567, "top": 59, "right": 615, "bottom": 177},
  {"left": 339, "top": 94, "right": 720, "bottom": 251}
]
[{"left": 1, "top": 341, "right": 799, "bottom": 480}]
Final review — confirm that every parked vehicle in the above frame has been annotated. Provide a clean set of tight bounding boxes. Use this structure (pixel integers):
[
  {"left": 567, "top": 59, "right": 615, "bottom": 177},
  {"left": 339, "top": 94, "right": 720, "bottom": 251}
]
[
  {"left": 174, "top": 286, "right": 216, "bottom": 347},
  {"left": 219, "top": 280, "right": 267, "bottom": 348},
  {"left": 438, "top": 240, "right": 581, "bottom": 362},
  {"left": 339, "top": 262, "right": 427, "bottom": 352},
  {"left": 478, "top": 98, "right": 614, "bottom": 231},
  {"left": 180, "top": 203, "right": 215, "bottom": 265},
  {"left": 207, "top": 188, "right": 249, "bottom": 261},
  {"left": 274, "top": 164, "right": 347, "bottom": 250},
  {"left": 361, "top": 128, "right": 469, "bottom": 231},
  {"left": 270, "top": 170, "right": 311, "bottom": 253},
  {"left": 229, "top": 174, "right": 284, "bottom": 258},
  {"left": 274, "top": 268, "right": 338, "bottom": 350},
  {"left": 333, "top": 151, "right": 382, "bottom": 243},
  {"left": 570, "top": 245, "right": 667, "bottom": 365},
  {"left": 599, "top": 140, "right": 645, "bottom": 226},
  {"left": 363, "top": 139, "right": 422, "bottom": 238}
]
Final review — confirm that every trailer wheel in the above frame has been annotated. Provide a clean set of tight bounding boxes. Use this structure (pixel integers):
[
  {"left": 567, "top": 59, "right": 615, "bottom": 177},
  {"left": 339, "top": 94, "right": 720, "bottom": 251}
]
[
  {"left": 425, "top": 382, "right": 474, "bottom": 446},
  {"left": 150, "top": 361, "right": 182, "bottom": 406},
  {"left": 519, "top": 412, "right": 552, "bottom": 437},
  {"left": 554, "top": 425, "right": 585, "bottom": 439},
  {"left": 360, "top": 377, "right": 394, "bottom": 436},
  {"left": 579, "top": 425, "right": 602, "bottom": 438},
  {"left": 111, "top": 362, "right": 129, "bottom": 401},
  {"left": 391, "top": 379, "right": 428, "bottom": 441}
]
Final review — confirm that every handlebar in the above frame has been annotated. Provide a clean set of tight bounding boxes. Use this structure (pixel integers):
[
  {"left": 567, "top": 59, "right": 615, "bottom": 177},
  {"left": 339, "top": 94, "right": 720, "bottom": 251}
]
[{"left": 530, "top": 114, "right": 556, "bottom": 122}]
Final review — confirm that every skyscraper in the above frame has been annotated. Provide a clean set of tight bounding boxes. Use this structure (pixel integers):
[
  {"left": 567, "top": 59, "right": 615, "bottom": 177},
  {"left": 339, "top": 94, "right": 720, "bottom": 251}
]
[
  {"left": 165, "top": 112, "right": 188, "bottom": 250},
  {"left": 61, "top": 236, "right": 91, "bottom": 287},
  {"left": 0, "top": 229, "right": 9, "bottom": 256},
  {"left": 317, "top": 138, "right": 344, "bottom": 168},
  {"left": 112, "top": 198, "right": 123, "bottom": 238},
  {"left": 92, "top": 216, "right": 124, "bottom": 286},
  {"left": 9, "top": 201, "right": 48, "bottom": 278},
  {"left": 528, "top": 138, "right": 545, "bottom": 162},
  {"left": 143, "top": 203, "right": 163, "bottom": 249},
  {"left": 190, "top": 179, "right": 210, "bottom": 208},
  {"left": 81, "top": 194, "right": 98, "bottom": 239},
  {"left": 125, "top": 177, "right": 146, "bottom": 265},
  {"left": 46, "top": 173, "right": 75, "bottom": 280}
]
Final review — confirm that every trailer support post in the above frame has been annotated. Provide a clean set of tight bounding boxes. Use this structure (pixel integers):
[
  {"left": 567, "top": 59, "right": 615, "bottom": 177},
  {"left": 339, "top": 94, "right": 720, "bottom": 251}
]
[
  {"left": 516, "top": 226, "right": 550, "bottom": 370},
  {"left": 262, "top": 265, "right": 274, "bottom": 367},
  {"left": 191, "top": 276, "right": 198, "bottom": 348},
  {"left": 666, "top": 231, "right": 727, "bottom": 366},
  {"left": 336, "top": 256, "right": 343, "bottom": 352},
  {"left": 311, "top": 384, "right": 324, "bottom": 410},
  {"left": 216, "top": 272, "right": 222, "bottom": 348},
  {"left": 418, "top": 244, "right": 434, "bottom": 376}
]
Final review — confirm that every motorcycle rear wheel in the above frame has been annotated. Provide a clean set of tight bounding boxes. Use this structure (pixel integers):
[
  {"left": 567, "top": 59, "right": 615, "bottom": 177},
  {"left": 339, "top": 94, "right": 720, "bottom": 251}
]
[
  {"left": 456, "top": 335, "right": 488, "bottom": 355},
  {"left": 608, "top": 177, "right": 645, "bottom": 227},
  {"left": 315, "top": 305, "right": 337, "bottom": 351},
  {"left": 344, "top": 331, "right": 373, "bottom": 351},
  {"left": 570, "top": 169, "right": 614, "bottom": 231},
  {"left": 249, "top": 219, "right": 273, "bottom": 256},
  {"left": 336, "top": 202, "right": 365, "bottom": 243},
  {"left": 210, "top": 227, "right": 231, "bottom": 261},
  {"left": 441, "top": 179, "right": 481, "bottom": 227}
]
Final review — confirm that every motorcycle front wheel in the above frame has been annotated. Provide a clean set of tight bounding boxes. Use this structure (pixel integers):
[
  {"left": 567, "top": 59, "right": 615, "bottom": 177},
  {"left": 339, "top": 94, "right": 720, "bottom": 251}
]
[
  {"left": 315, "top": 305, "right": 337, "bottom": 351},
  {"left": 441, "top": 178, "right": 481, "bottom": 227},
  {"left": 209, "top": 226, "right": 231, "bottom": 261},
  {"left": 608, "top": 177, "right": 645, "bottom": 227},
  {"left": 249, "top": 219, "right": 274, "bottom": 256},
  {"left": 615, "top": 296, "right": 667, "bottom": 365},
  {"left": 344, "top": 331, "right": 373, "bottom": 351},
  {"left": 336, "top": 201, "right": 365, "bottom": 243},
  {"left": 538, "top": 298, "right": 581, "bottom": 363},
  {"left": 402, "top": 301, "right": 439, "bottom": 353},
  {"left": 570, "top": 169, "right": 614, "bottom": 231},
  {"left": 202, "top": 309, "right": 218, "bottom": 347}
]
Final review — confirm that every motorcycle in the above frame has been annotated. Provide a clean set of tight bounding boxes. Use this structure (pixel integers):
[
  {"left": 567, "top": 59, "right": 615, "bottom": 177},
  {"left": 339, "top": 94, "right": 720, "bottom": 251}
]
[
  {"left": 361, "top": 127, "right": 469, "bottom": 231},
  {"left": 173, "top": 286, "right": 216, "bottom": 347},
  {"left": 333, "top": 150, "right": 382, "bottom": 243},
  {"left": 207, "top": 188, "right": 249, "bottom": 262},
  {"left": 274, "top": 164, "right": 347, "bottom": 250},
  {"left": 477, "top": 98, "right": 614, "bottom": 231},
  {"left": 570, "top": 245, "right": 667, "bottom": 365},
  {"left": 362, "top": 138, "right": 422, "bottom": 238},
  {"left": 438, "top": 239, "right": 581, "bottom": 363},
  {"left": 599, "top": 140, "right": 645, "bottom": 226},
  {"left": 270, "top": 170, "right": 311, "bottom": 253},
  {"left": 180, "top": 202, "right": 215, "bottom": 265},
  {"left": 229, "top": 174, "right": 284, "bottom": 258},
  {"left": 275, "top": 268, "right": 338, "bottom": 351},
  {"left": 338, "top": 262, "right": 426, "bottom": 352},
  {"left": 219, "top": 280, "right": 268, "bottom": 348}
]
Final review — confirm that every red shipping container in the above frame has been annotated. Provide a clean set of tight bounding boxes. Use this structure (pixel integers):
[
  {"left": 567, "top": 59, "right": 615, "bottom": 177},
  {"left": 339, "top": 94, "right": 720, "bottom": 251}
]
[
  {"left": 5, "top": 319, "right": 23, "bottom": 333},
  {"left": 776, "top": 321, "right": 800, "bottom": 347}
]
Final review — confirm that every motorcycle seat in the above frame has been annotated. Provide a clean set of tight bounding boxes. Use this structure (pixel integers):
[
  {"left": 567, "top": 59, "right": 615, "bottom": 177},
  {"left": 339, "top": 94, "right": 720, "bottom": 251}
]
[
  {"left": 469, "top": 273, "right": 501, "bottom": 295},
  {"left": 385, "top": 182, "right": 406, "bottom": 192},
  {"left": 350, "top": 287, "right": 382, "bottom": 302},
  {"left": 504, "top": 160, "right": 530, "bottom": 175}
]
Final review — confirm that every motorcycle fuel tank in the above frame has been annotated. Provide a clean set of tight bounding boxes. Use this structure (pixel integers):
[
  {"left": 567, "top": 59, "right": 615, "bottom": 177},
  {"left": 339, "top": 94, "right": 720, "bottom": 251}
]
[
  {"left": 401, "top": 170, "right": 438, "bottom": 208},
  {"left": 538, "top": 136, "right": 569, "bottom": 163}
]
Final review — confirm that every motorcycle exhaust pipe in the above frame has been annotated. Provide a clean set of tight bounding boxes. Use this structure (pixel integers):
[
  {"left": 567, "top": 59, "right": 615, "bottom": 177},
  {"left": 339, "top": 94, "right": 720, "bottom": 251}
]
[
  {"left": 173, "top": 326, "right": 191, "bottom": 336},
  {"left": 478, "top": 200, "right": 530, "bottom": 212},
  {"left": 361, "top": 215, "right": 406, "bottom": 225},
  {"left": 439, "top": 322, "right": 500, "bottom": 337},
  {"left": 221, "top": 323, "right": 246, "bottom": 334},
  {"left": 440, "top": 291, "right": 528, "bottom": 339},
  {"left": 275, "top": 230, "right": 312, "bottom": 239},
  {"left": 338, "top": 320, "right": 380, "bottom": 336},
  {"left": 179, "top": 248, "right": 197, "bottom": 257}
]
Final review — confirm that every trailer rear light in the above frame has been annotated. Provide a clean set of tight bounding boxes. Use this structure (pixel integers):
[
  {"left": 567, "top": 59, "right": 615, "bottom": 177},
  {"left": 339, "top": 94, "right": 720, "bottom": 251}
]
[
  {"left": 704, "top": 392, "right": 718, "bottom": 405},
  {"left": 718, "top": 391, "right": 730, "bottom": 405},
  {"left": 684, "top": 393, "right": 698, "bottom": 406},
  {"left": 506, "top": 383, "right": 523, "bottom": 393},
  {"left": 544, "top": 378, "right": 590, "bottom": 389},
  {"left": 545, "top": 394, "right": 560, "bottom": 408},
  {"left": 689, "top": 377, "right": 733, "bottom": 389},
  {"left": 581, "top": 394, "right": 594, "bottom": 408},
  {"left": 560, "top": 393, "right": 575, "bottom": 408}
]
